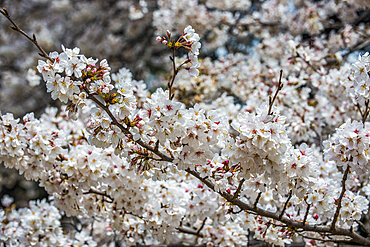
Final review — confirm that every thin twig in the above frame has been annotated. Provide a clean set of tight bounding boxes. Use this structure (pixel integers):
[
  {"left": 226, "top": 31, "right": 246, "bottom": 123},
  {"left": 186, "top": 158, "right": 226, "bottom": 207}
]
[
  {"left": 363, "top": 100, "right": 370, "bottom": 124},
  {"left": 254, "top": 192, "right": 262, "bottom": 208},
  {"left": 279, "top": 190, "right": 292, "bottom": 219},
  {"left": 83, "top": 189, "right": 113, "bottom": 203},
  {"left": 231, "top": 178, "right": 245, "bottom": 202},
  {"left": 331, "top": 165, "right": 350, "bottom": 230},
  {"left": 0, "top": 7, "right": 54, "bottom": 63},
  {"left": 167, "top": 49, "right": 188, "bottom": 100},
  {"left": 90, "top": 217, "right": 95, "bottom": 236},
  {"left": 356, "top": 103, "right": 365, "bottom": 121},
  {"left": 268, "top": 70, "right": 283, "bottom": 115},
  {"left": 168, "top": 49, "right": 177, "bottom": 100},
  {"left": 196, "top": 217, "right": 207, "bottom": 236},
  {"left": 177, "top": 226, "right": 204, "bottom": 238},
  {"left": 303, "top": 204, "right": 311, "bottom": 225}
]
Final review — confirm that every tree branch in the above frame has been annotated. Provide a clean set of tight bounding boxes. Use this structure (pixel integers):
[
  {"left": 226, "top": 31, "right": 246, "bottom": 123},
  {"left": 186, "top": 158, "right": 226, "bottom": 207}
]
[
  {"left": 84, "top": 88, "right": 173, "bottom": 163},
  {"left": 331, "top": 165, "right": 350, "bottom": 230},
  {"left": 268, "top": 70, "right": 283, "bottom": 115},
  {"left": 279, "top": 190, "right": 292, "bottom": 219},
  {"left": 356, "top": 220, "right": 370, "bottom": 237},
  {"left": 0, "top": 7, "right": 54, "bottom": 63},
  {"left": 185, "top": 168, "right": 370, "bottom": 246},
  {"left": 231, "top": 178, "right": 245, "bottom": 202}
]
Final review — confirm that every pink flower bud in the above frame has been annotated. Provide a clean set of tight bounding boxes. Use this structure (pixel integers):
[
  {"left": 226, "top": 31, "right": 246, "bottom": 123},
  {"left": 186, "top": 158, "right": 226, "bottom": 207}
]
[
  {"left": 162, "top": 40, "right": 168, "bottom": 45},
  {"left": 313, "top": 213, "right": 318, "bottom": 220},
  {"left": 166, "top": 30, "right": 171, "bottom": 38},
  {"left": 156, "top": 36, "right": 162, "bottom": 42}
]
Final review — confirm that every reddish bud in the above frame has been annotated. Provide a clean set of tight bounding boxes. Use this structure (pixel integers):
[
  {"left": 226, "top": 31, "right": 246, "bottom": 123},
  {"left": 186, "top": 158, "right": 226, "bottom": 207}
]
[{"left": 313, "top": 213, "right": 318, "bottom": 220}]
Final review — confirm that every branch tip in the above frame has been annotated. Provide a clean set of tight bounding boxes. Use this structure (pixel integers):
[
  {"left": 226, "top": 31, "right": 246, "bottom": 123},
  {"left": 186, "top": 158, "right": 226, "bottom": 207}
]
[{"left": 1, "top": 7, "right": 8, "bottom": 16}]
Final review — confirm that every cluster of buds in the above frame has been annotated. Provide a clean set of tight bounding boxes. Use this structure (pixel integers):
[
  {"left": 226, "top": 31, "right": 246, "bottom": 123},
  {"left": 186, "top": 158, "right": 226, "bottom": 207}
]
[{"left": 157, "top": 26, "right": 201, "bottom": 77}]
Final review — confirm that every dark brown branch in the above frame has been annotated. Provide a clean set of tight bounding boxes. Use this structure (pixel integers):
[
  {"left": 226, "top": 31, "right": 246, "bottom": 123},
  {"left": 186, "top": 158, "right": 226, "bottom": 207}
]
[
  {"left": 254, "top": 192, "right": 262, "bottom": 208},
  {"left": 356, "top": 103, "right": 365, "bottom": 121},
  {"left": 168, "top": 49, "right": 177, "bottom": 100},
  {"left": 154, "top": 140, "right": 160, "bottom": 152},
  {"left": 356, "top": 220, "right": 370, "bottom": 237},
  {"left": 0, "top": 7, "right": 54, "bottom": 63},
  {"left": 247, "top": 229, "right": 251, "bottom": 247},
  {"left": 356, "top": 100, "right": 370, "bottom": 124},
  {"left": 303, "top": 204, "right": 311, "bottom": 225},
  {"left": 177, "top": 226, "right": 204, "bottom": 238},
  {"left": 123, "top": 208, "right": 144, "bottom": 219},
  {"left": 196, "top": 217, "right": 207, "bottom": 236},
  {"left": 185, "top": 168, "right": 370, "bottom": 246},
  {"left": 231, "top": 178, "right": 245, "bottom": 202},
  {"left": 297, "top": 232, "right": 353, "bottom": 244},
  {"left": 83, "top": 189, "right": 113, "bottom": 203},
  {"left": 84, "top": 89, "right": 173, "bottom": 163},
  {"left": 363, "top": 100, "right": 370, "bottom": 124},
  {"left": 331, "top": 165, "right": 351, "bottom": 230},
  {"left": 279, "top": 190, "right": 292, "bottom": 219},
  {"left": 267, "top": 70, "right": 283, "bottom": 115},
  {"left": 167, "top": 49, "right": 188, "bottom": 100}
]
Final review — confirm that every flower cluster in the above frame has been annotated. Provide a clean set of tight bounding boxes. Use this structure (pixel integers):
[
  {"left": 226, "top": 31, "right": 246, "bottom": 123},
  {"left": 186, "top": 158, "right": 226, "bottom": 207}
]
[
  {"left": 3, "top": 0, "right": 370, "bottom": 246},
  {"left": 323, "top": 119, "right": 370, "bottom": 173},
  {"left": 0, "top": 199, "right": 97, "bottom": 246},
  {"left": 226, "top": 103, "right": 291, "bottom": 178},
  {"left": 346, "top": 52, "right": 370, "bottom": 103}
]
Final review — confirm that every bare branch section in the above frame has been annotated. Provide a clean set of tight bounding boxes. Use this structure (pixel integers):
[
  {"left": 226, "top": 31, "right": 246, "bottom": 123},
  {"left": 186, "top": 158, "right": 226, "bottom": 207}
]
[
  {"left": 331, "top": 165, "right": 351, "bottom": 230},
  {"left": 302, "top": 203, "right": 311, "bottom": 225},
  {"left": 356, "top": 220, "right": 370, "bottom": 237},
  {"left": 356, "top": 100, "right": 370, "bottom": 124},
  {"left": 177, "top": 226, "right": 204, "bottom": 237},
  {"left": 0, "top": 7, "right": 54, "bottom": 62},
  {"left": 297, "top": 232, "right": 353, "bottom": 245},
  {"left": 167, "top": 49, "right": 188, "bottom": 100},
  {"left": 268, "top": 70, "right": 283, "bottom": 115},
  {"left": 231, "top": 178, "right": 245, "bottom": 202},
  {"left": 83, "top": 189, "right": 113, "bottom": 203},
  {"left": 279, "top": 190, "right": 292, "bottom": 219},
  {"left": 177, "top": 217, "right": 207, "bottom": 238},
  {"left": 168, "top": 49, "right": 177, "bottom": 100}
]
